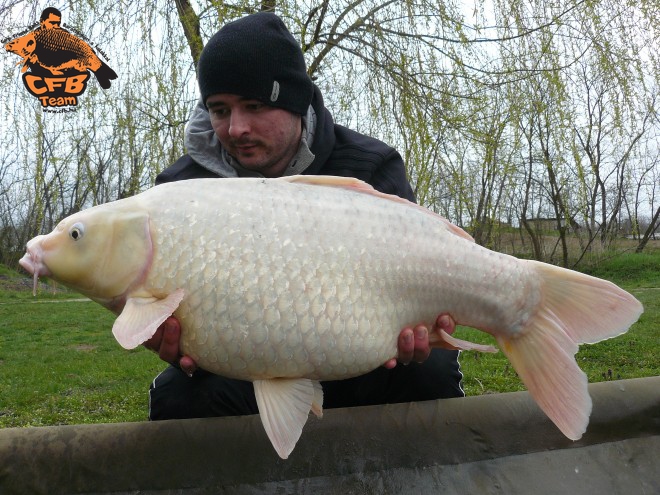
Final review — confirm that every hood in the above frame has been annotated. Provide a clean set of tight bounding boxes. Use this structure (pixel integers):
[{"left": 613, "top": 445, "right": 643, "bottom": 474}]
[{"left": 184, "top": 87, "right": 326, "bottom": 178}]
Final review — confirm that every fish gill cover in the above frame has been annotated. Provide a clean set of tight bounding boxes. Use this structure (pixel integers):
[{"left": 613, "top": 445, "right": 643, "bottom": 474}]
[{"left": 3, "top": 6, "right": 117, "bottom": 112}]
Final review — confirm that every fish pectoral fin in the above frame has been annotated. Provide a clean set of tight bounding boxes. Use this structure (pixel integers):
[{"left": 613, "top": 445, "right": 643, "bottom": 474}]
[
  {"left": 111, "top": 289, "right": 185, "bottom": 350},
  {"left": 430, "top": 328, "right": 498, "bottom": 353},
  {"left": 253, "top": 378, "right": 323, "bottom": 459}
]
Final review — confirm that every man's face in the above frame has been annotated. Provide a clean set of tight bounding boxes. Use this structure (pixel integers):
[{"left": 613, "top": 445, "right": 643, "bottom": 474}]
[
  {"left": 207, "top": 94, "right": 302, "bottom": 178},
  {"left": 41, "top": 14, "right": 62, "bottom": 29}
]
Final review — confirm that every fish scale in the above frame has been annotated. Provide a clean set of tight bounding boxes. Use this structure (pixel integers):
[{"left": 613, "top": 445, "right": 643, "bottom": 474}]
[
  {"left": 33, "top": 28, "right": 101, "bottom": 69},
  {"left": 36, "top": 29, "right": 87, "bottom": 53},
  {"left": 19, "top": 175, "right": 643, "bottom": 459}
]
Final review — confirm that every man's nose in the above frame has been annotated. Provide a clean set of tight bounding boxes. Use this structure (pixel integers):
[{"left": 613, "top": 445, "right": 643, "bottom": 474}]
[{"left": 228, "top": 111, "right": 250, "bottom": 138}]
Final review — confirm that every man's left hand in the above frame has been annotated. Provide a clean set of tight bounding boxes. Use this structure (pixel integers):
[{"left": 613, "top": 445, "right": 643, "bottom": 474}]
[{"left": 382, "top": 313, "right": 456, "bottom": 369}]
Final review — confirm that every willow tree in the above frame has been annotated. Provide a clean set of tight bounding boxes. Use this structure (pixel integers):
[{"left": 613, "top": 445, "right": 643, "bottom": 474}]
[
  {"left": 1, "top": 0, "right": 658, "bottom": 266},
  {"left": 0, "top": 0, "right": 195, "bottom": 264},
  {"left": 483, "top": 0, "right": 659, "bottom": 263}
]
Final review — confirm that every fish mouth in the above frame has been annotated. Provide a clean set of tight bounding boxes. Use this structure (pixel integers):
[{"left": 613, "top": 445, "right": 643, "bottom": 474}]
[{"left": 19, "top": 236, "right": 51, "bottom": 296}]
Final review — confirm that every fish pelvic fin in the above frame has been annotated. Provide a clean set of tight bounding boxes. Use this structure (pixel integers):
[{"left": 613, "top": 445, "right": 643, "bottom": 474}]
[
  {"left": 112, "top": 289, "right": 185, "bottom": 349},
  {"left": 496, "top": 261, "right": 643, "bottom": 440},
  {"left": 253, "top": 378, "right": 323, "bottom": 459}
]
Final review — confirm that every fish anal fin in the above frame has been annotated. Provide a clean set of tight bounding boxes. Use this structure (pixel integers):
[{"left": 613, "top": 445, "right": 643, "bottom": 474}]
[
  {"left": 279, "top": 176, "right": 474, "bottom": 242},
  {"left": 429, "top": 328, "right": 498, "bottom": 353},
  {"left": 254, "top": 378, "right": 323, "bottom": 459},
  {"left": 112, "top": 288, "right": 185, "bottom": 349}
]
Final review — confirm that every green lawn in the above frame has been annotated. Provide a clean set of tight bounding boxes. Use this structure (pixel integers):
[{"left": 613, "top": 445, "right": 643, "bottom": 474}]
[
  {"left": 0, "top": 297, "right": 163, "bottom": 426},
  {"left": 0, "top": 264, "right": 162, "bottom": 426},
  {"left": 0, "top": 251, "right": 658, "bottom": 427}
]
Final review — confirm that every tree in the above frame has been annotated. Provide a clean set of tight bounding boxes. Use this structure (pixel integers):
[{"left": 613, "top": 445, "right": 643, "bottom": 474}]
[{"left": 1, "top": 0, "right": 658, "bottom": 267}]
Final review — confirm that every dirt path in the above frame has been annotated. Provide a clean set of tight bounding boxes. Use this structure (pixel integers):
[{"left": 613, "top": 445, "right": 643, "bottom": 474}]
[{"left": 0, "top": 298, "right": 90, "bottom": 305}]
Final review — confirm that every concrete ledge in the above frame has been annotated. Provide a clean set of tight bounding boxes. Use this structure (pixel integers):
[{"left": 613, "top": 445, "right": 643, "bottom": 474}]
[{"left": 0, "top": 377, "right": 658, "bottom": 494}]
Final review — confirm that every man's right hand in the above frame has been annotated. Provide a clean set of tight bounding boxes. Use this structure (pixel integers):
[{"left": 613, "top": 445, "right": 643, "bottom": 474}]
[{"left": 143, "top": 316, "right": 198, "bottom": 376}]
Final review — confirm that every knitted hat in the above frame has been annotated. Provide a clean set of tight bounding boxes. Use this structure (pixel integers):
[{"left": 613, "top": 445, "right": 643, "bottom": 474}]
[{"left": 198, "top": 12, "right": 313, "bottom": 115}]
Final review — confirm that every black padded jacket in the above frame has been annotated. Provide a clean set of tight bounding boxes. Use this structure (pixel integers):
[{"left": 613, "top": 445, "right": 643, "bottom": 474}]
[{"left": 155, "top": 86, "right": 415, "bottom": 203}]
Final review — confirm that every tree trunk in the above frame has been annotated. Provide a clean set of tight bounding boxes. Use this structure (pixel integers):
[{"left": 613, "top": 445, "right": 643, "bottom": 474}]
[
  {"left": 174, "top": 0, "right": 203, "bottom": 68},
  {"left": 636, "top": 206, "right": 660, "bottom": 253}
]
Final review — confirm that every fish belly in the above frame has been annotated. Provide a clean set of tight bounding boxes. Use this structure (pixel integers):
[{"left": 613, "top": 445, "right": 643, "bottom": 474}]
[{"left": 142, "top": 179, "right": 539, "bottom": 381}]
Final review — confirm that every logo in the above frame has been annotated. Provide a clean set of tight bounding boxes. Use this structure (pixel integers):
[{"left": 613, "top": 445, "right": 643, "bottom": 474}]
[
  {"left": 4, "top": 7, "right": 117, "bottom": 112},
  {"left": 270, "top": 81, "right": 280, "bottom": 103}
]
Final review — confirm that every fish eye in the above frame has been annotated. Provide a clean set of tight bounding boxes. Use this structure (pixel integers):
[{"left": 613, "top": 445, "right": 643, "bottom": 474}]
[{"left": 69, "top": 222, "right": 85, "bottom": 241}]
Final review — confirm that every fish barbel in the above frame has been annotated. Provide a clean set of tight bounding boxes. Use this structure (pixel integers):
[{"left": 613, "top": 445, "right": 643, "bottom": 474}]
[{"left": 19, "top": 176, "right": 643, "bottom": 458}]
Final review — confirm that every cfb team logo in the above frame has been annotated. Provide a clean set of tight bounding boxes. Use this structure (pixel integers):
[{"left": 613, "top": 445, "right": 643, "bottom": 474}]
[{"left": 4, "top": 7, "right": 117, "bottom": 112}]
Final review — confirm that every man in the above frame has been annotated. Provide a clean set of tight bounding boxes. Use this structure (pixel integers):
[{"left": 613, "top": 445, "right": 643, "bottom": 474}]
[
  {"left": 39, "top": 7, "right": 63, "bottom": 30},
  {"left": 147, "top": 12, "right": 463, "bottom": 420}
]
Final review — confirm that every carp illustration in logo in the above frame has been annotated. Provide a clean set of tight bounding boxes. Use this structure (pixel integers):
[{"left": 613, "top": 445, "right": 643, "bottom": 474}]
[{"left": 5, "top": 7, "right": 117, "bottom": 109}]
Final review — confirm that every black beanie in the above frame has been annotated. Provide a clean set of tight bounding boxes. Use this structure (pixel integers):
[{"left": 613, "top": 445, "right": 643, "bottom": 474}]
[{"left": 197, "top": 12, "right": 313, "bottom": 115}]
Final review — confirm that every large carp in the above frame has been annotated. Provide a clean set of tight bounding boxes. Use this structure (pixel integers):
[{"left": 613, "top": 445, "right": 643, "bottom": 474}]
[
  {"left": 19, "top": 176, "right": 643, "bottom": 459},
  {"left": 5, "top": 27, "right": 117, "bottom": 88}
]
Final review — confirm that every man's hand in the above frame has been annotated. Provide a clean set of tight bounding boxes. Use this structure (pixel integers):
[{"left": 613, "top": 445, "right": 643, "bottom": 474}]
[
  {"left": 143, "top": 316, "right": 197, "bottom": 376},
  {"left": 382, "top": 313, "right": 456, "bottom": 369}
]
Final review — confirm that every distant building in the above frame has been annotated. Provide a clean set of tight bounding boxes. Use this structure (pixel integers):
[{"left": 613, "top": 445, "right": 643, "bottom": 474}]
[
  {"left": 524, "top": 218, "right": 561, "bottom": 231},
  {"left": 524, "top": 217, "right": 580, "bottom": 231}
]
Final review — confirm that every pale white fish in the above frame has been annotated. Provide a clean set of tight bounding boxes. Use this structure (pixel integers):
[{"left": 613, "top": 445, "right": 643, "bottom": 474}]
[{"left": 19, "top": 176, "right": 643, "bottom": 459}]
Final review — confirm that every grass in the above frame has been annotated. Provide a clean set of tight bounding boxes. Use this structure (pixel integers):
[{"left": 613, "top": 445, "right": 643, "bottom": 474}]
[
  {"left": 0, "top": 250, "right": 658, "bottom": 427},
  {"left": 0, "top": 265, "right": 164, "bottom": 427}
]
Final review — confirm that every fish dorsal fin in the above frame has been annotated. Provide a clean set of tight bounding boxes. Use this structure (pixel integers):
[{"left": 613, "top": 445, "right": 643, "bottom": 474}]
[
  {"left": 279, "top": 176, "right": 474, "bottom": 242},
  {"left": 253, "top": 378, "right": 323, "bottom": 459},
  {"left": 280, "top": 175, "right": 377, "bottom": 192},
  {"left": 112, "top": 289, "right": 185, "bottom": 349}
]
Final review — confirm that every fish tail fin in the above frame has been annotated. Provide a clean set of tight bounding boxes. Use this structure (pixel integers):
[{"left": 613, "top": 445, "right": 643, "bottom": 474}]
[
  {"left": 496, "top": 261, "right": 643, "bottom": 440},
  {"left": 94, "top": 61, "right": 118, "bottom": 89}
]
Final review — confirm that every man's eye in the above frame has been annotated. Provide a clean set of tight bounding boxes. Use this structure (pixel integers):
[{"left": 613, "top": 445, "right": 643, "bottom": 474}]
[{"left": 210, "top": 107, "right": 229, "bottom": 118}]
